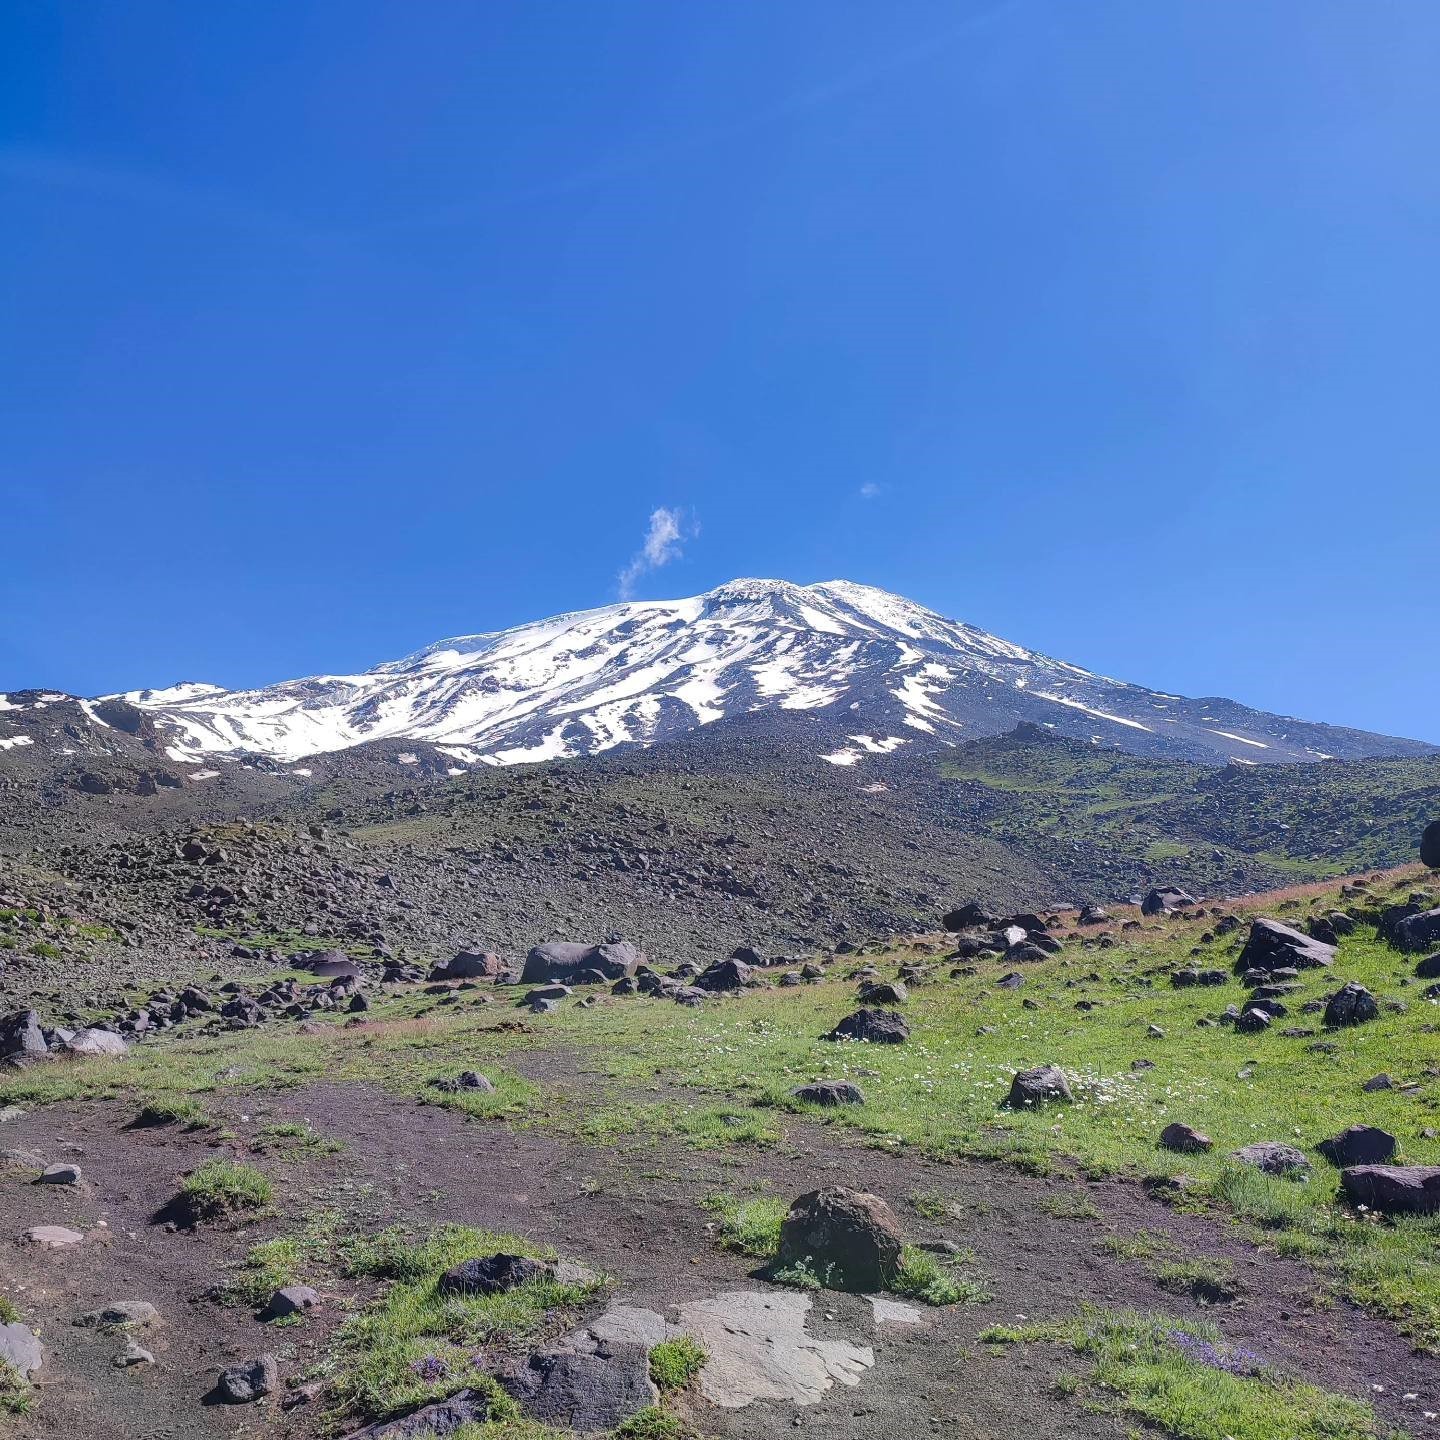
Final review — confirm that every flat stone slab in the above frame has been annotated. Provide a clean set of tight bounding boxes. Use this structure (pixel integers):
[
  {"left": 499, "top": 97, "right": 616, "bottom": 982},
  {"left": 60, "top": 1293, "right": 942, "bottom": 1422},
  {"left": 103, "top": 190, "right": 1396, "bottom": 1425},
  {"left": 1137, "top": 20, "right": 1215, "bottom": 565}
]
[
  {"left": 676, "top": 1290, "right": 873, "bottom": 1408},
  {"left": 23, "top": 1225, "right": 84, "bottom": 1249},
  {"left": 0, "top": 1321, "right": 42, "bottom": 1378},
  {"left": 575, "top": 1304, "right": 683, "bottom": 1350},
  {"left": 868, "top": 1296, "right": 924, "bottom": 1327}
]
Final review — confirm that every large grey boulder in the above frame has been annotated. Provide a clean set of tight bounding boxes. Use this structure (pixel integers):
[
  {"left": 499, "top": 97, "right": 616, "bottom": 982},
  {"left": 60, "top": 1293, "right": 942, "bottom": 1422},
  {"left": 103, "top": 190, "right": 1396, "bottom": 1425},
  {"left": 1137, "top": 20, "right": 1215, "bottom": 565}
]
[
  {"left": 428, "top": 949, "right": 505, "bottom": 982},
  {"left": 791, "top": 1081, "right": 865, "bottom": 1107},
  {"left": 1341, "top": 1164, "right": 1440, "bottom": 1214},
  {"left": 1142, "top": 886, "right": 1197, "bottom": 916},
  {"left": 775, "top": 1187, "right": 903, "bottom": 1291},
  {"left": 438, "top": 1254, "right": 551, "bottom": 1297},
  {"left": 694, "top": 958, "right": 756, "bottom": 992},
  {"left": 825, "top": 1008, "right": 909, "bottom": 1045},
  {"left": 1005, "top": 1064, "right": 1072, "bottom": 1108},
  {"left": 63, "top": 1028, "right": 128, "bottom": 1057},
  {"left": 521, "top": 941, "right": 643, "bottom": 984},
  {"left": 75, "top": 1301, "right": 159, "bottom": 1331},
  {"left": 214, "top": 1354, "right": 278, "bottom": 1404},
  {"left": 1235, "top": 918, "right": 1335, "bottom": 974},
  {"left": 344, "top": 1391, "right": 493, "bottom": 1438},
  {"left": 1231, "top": 1141, "right": 1309, "bottom": 1176},
  {"left": 0, "top": 1010, "right": 48, "bottom": 1061}
]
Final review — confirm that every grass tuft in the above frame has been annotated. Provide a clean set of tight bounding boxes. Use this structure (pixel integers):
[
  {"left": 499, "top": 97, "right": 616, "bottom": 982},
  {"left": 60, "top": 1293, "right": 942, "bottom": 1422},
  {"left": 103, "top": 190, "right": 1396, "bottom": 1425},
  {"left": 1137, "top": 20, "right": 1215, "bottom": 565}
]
[
  {"left": 891, "top": 1246, "right": 993, "bottom": 1306},
  {"left": 700, "top": 1192, "right": 786, "bottom": 1258},
  {"left": 177, "top": 1158, "right": 273, "bottom": 1222},
  {"left": 648, "top": 1334, "right": 707, "bottom": 1392}
]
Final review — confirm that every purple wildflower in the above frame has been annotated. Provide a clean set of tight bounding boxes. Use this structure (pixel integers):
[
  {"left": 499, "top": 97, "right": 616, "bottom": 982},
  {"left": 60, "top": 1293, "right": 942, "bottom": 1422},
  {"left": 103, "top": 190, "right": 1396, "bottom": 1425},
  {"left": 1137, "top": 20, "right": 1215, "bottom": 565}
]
[
  {"left": 412, "top": 1355, "right": 450, "bottom": 1382},
  {"left": 1168, "top": 1329, "right": 1265, "bottom": 1377}
]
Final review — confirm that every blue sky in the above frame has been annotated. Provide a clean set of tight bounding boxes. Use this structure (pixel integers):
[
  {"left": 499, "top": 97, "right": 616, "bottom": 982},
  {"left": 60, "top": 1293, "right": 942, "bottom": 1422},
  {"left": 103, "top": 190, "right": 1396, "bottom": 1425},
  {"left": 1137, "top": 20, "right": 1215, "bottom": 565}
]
[{"left": 2, "top": 1, "right": 1437, "bottom": 740}]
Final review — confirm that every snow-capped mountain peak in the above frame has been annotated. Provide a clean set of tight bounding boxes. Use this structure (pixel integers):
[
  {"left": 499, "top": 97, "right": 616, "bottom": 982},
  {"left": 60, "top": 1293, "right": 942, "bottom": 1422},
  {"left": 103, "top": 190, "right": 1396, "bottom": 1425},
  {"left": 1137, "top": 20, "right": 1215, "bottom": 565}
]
[{"left": 54, "top": 578, "right": 1429, "bottom": 769}]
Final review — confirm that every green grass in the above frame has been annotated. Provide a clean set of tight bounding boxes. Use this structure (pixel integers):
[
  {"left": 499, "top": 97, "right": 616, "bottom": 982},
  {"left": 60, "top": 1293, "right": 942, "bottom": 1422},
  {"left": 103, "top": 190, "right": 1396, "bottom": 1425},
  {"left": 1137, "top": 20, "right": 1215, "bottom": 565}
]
[
  {"left": 908, "top": 1189, "right": 955, "bottom": 1220},
  {"left": 0, "top": 1298, "right": 19, "bottom": 1325},
  {"left": 225, "top": 1237, "right": 304, "bottom": 1309},
  {"left": 612, "top": 1411, "right": 694, "bottom": 1440},
  {"left": 250, "top": 1119, "right": 344, "bottom": 1155},
  {"left": 7, "top": 868, "right": 1439, "bottom": 1352},
  {"left": 330, "top": 1224, "right": 605, "bottom": 1423},
  {"left": 1102, "top": 1229, "right": 1174, "bottom": 1262},
  {"left": 177, "top": 1158, "right": 273, "bottom": 1222},
  {"left": 648, "top": 1335, "right": 707, "bottom": 1392},
  {"left": 982, "top": 1308, "right": 1406, "bottom": 1440},
  {"left": 134, "top": 1096, "right": 214, "bottom": 1130},
  {"left": 700, "top": 1192, "right": 786, "bottom": 1258},
  {"left": 513, "top": 888, "right": 1440, "bottom": 1348},
  {"left": 891, "top": 1246, "right": 992, "bottom": 1306},
  {"left": 1153, "top": 1256, "right": 1240, "bottom": 1303},
  {"left": 0, "top": 1358, "right": 33, "bottom": 1416}
]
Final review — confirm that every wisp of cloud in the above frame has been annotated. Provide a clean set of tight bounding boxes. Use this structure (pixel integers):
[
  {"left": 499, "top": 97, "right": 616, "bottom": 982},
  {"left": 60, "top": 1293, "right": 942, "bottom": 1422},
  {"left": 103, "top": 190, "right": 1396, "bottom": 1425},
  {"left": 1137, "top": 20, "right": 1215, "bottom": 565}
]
[{"left": 618, "top": 507, "right": 697, "bottom": 599}]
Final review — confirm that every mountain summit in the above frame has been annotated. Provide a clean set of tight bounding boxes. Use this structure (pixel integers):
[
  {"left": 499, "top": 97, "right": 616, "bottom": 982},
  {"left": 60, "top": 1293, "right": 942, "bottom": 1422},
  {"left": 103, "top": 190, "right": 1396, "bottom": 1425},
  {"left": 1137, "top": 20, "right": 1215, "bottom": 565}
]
[{"left": 64, "top": 578, "right": 1425, "bottom": 770}]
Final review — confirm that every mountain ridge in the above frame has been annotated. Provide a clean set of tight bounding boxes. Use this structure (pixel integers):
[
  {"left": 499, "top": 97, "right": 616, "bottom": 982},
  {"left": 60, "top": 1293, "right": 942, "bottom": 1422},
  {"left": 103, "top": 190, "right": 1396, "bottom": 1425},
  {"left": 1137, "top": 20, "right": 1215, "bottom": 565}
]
[{"left": 2, "top": 578, "right": 1432, "bottom": 772}]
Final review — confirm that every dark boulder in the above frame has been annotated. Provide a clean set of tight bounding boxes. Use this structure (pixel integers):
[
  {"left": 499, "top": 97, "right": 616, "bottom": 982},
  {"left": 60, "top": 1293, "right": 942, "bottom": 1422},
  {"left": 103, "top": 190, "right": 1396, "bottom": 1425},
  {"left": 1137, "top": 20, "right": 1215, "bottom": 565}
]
[
  {"left": 1394, "top": 909, "right": 1440, "bottom": 954},
  {"left": 1318, "top": 1125, "right": 1396, "bottom": 1167},
  {"left": 857, "top": 980, "right": 908, "bottom": 1005},
  {"left": 791, "top": 1080, "right": 865, "bottom": 1107},
  {"left": 1235, "top": 918, "right": 1335, "bottom": 974},
  {"left": 1005, "top": 1064, "right": 1072, "bottom": 1108},
  {"left": 775, "top": 1187, "right": 903, "bottom": 1291},
  {"left": 1416, "top": 953, "right": 1440, "bottom": 979},
  {"left": 825, "top": 1008, "right": 909, "bottom": 1045},
  {"left": 344, "top": 1391, "right": 493, "bottom": 1439},
  {"left": 437, "top": 1254, "right": 551, "bottom": 1298},
  {"left": 1323, "top": 982, "right": 1379, "bottom": 1028},
  {"left": 521, "top": 941, "right": 643, "bottom": 984},
  {"left": 1341, "top": 1164, "right": 1440, "bottom": 1215},
  {"left": 694, "top": 958, "right": 755, "bottom": 992},
  {"left": 500, "top": 1341, "right": 655, "bottom": 1432},
  {"left": 429, "top": 950, "right": 505, "bottom": 982},
  {"left": 214, "top": 1354, "right": 278, "bottom": 1404},
  {"left": 1422, "top": 821, "right": 1440, "bottom": 869},
  {"left": 1004, "top": 941, "right": 1050, "bottom": 964},
  {"left": 1077, "top": 904, "right": 1109, "bottom": 926},
  {"left": 1171, "top": 968, "right": 1227, "bottom": 988},
  {"left": 1142, "top": 886, "right": 1198, "bottom": 916},
  {"left": 1160, "top": 1122, "right": 1213, "bottom": 1153},
  {"left": 943, "top": 902, "right": 998, "bottom": 932},
  {"left": 301, "top": 949, "right": 361, "bottom": 980}
]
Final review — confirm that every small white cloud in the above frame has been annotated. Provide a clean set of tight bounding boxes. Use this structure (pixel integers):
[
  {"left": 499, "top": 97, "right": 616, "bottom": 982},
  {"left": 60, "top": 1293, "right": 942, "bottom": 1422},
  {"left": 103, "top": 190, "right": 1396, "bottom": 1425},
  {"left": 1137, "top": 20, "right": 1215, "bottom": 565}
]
[
  {"left": 859, "top": 482, "right": 884, "bottom": 499},
  {"left": 617, "top": 506, "right": 698, "bottom": 599}
]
